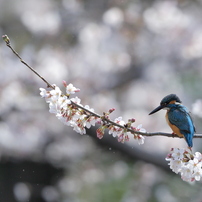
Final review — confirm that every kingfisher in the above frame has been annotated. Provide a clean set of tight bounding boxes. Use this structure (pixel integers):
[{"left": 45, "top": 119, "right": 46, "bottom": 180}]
[{"left": 149, "top": 94, "right": 195, "bottom": 148}]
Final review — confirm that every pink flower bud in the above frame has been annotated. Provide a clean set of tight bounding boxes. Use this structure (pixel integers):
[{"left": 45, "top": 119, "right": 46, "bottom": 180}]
[{"left": 63, "top": 80, "right": 67, "bottom": 87}]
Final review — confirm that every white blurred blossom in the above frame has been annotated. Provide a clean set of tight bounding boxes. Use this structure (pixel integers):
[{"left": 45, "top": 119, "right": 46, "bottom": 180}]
[
  {"left": 192, "top": 99, "right": 202, "bottom": 118},
  {"left": 103, "top": 7, "right": 124, "bottom": 27},
  {"left": 144, "top": 1, "right": 190, "bottom": 34}
]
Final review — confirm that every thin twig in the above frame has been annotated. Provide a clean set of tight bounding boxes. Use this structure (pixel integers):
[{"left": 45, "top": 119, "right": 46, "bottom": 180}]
[
  {"left": 2, "top": 35, "right": 54, "bottom": 89},
  {"left": 2, "top": 35, "right": 202, "bottom": 139}
]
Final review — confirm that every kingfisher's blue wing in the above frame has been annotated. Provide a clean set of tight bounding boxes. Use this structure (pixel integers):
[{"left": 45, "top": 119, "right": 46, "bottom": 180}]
[
  {"left": 168, "top": 108, "right": 194, "bottom": 133},
  {"left": 168, "top": 106, "right": 195, "bottom": 147}
]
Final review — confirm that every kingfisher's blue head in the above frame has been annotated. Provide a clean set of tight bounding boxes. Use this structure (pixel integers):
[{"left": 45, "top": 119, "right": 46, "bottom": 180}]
[{"left": 149, "top": 94, "right": 182, "bottom": 115}]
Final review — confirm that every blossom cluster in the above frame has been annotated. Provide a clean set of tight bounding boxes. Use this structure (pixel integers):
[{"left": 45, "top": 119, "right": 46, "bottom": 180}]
[
  {"left": 39, "top": 82, "right": 146, "bottom": 144},
  {"left": 166, "top": 148, "right": 202, "bottom": 182},
  {"left": 97, "top": 117, "right": 145, "bottom": 144}
]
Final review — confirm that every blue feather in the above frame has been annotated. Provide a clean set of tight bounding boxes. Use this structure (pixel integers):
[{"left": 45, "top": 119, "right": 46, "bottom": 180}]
[{"left": 167, "top": 104, "right": 195, "bottom": 147}]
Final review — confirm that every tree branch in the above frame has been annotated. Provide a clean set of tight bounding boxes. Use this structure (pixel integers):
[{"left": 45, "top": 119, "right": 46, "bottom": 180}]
[
  {"left": 2, "top": 35, "right": 54, "bottom": 89},
  {"left": 2, "top": 34, "right": 202, "bottom": 139}
]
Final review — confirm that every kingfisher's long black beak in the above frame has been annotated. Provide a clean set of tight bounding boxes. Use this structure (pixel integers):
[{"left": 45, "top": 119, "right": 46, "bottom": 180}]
[{"left": 149, "top": 105, "right": 164, "bottom": 115}]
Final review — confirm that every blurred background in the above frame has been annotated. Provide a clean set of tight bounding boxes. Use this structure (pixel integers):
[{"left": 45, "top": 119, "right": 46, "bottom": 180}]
[{"left": 1, "top": 0, "right": 202, "bottom": 201}]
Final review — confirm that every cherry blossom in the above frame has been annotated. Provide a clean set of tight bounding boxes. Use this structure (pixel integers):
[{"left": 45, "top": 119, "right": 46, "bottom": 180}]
[
  {"left": 39, "top": 83, "right": 146, "bottom": 145},
  {"left": 166, "top": 148, "right": 202, "bottom": 182}
]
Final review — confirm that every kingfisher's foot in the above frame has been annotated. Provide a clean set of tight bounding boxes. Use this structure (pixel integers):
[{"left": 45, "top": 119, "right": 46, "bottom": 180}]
[
  {"left": 171, "top": 133, "right": 177, "bottom": 138},
  {"left": 188, "top": 147, "right": 192, "bottom": 152}
]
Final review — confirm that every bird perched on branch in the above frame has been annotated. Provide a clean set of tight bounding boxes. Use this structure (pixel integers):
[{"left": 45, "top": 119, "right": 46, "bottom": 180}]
[{"left": 149, "top": 94, "right": 195, "bottom": 149}]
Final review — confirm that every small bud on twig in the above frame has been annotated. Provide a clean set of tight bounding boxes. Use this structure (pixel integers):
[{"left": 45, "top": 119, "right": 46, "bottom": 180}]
[{"left": 2, "top": 35, "right": 10, "bottom": 45}]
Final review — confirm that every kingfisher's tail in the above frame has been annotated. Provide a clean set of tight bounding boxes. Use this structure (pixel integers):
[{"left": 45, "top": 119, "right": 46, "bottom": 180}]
[{"left": 183, "top": 133, "right": 193, "bottom": 148}]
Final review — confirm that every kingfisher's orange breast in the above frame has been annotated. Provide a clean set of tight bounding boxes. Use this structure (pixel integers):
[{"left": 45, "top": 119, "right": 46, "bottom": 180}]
[{"left": 165, "top": 112, "right": 184, "bottom": 138}]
